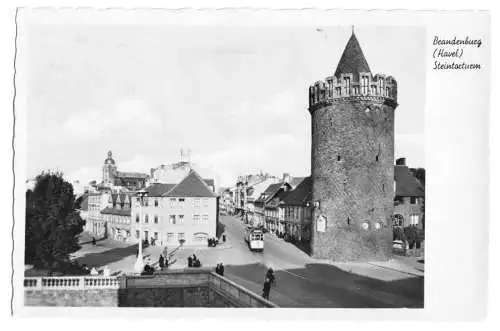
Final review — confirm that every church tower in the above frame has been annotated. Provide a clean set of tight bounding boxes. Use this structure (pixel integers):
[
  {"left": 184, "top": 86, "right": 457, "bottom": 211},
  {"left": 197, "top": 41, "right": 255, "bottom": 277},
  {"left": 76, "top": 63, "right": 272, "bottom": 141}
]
[
  {"left": 102, "top": 150, "right": 117, "bottom": 185},
  {"left": 308, "top": 30, "right": 398, "bottom": 261}
]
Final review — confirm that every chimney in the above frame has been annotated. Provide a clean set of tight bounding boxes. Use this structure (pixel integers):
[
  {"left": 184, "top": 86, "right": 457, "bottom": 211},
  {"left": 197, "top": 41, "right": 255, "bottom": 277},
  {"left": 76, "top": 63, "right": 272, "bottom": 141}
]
[
  {"left": 396, "top": 158, "right": 407, "bottom": 166},
  {"left": 283, "top": 173, "right": 291, "bottom": 183}
]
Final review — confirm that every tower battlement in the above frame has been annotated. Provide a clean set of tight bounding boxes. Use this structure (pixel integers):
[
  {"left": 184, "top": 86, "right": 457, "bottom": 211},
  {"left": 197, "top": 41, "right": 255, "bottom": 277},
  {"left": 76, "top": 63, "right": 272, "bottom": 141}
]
[{"left": 308, "top": 74, "right": 397, "bottom": 111}]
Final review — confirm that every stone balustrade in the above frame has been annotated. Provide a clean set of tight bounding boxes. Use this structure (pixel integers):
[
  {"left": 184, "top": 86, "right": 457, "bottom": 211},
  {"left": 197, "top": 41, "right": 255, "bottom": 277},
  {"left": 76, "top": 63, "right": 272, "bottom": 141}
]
[{"left": 24, "top": 276, "right": 121, "bottom": 290}]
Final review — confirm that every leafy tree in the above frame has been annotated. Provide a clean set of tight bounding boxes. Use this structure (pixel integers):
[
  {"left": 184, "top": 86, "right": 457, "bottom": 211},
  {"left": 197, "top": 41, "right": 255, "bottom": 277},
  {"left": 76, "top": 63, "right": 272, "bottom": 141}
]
[{"left": 25, "top": 171, "right": 85, "bottom": 269}]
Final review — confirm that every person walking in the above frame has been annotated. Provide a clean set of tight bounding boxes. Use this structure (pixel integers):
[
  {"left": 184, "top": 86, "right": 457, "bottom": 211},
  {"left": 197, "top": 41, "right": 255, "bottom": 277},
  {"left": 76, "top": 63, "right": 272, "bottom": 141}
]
[
  {"left": 262, "top": 268, "right": 275, "bottom": 300},
  {"left": 92, "top": 237, "right": 96, "bottom": 246},
  {"left": 219, "top": 262, "right": 225, "bottom": 276},
  {"left": 159, "top": 254, "right": 165, "bottom": 270}
]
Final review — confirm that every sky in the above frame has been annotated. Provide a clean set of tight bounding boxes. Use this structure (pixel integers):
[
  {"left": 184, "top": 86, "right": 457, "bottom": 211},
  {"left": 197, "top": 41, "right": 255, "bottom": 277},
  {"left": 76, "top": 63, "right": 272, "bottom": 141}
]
[{"left": 24, "top": 24, "right": 425, "bottom": 187}]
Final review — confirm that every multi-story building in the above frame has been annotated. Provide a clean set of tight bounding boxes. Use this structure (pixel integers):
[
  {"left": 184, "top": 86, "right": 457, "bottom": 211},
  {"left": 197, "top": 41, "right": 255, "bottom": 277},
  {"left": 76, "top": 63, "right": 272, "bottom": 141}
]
[
  {"left": 282, "top": 177, "right": 313, "bottom": 241},
  {"left": 86, "top": 191, "right": 111, "bottom": 237},
  {"left": 254, "top": 182, "right": 291, "bottom": 230},
  {"left": 393, "top": 158, "right": 425, "bottom": 230},
  {"left": 100, "top": 192, "right": 134, "bottom": 242},
  {"left": 130, "top": 169, "right": 217, "bottom": 247}
]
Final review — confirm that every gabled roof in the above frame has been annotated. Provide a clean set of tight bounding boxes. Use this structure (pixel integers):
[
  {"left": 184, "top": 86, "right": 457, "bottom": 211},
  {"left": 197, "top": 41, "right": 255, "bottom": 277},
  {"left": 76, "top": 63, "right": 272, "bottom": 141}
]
[
  {"left": 255, "top": 182, "right": 290, "bottom": 204},
  {"left": 334, "top": 32, "right": 371, "bottom": 81},
  {"left": 282, "top": 176, "right": 312, "bottom": 206},
  {"left": 165, "top": 170, "right": 217, "bottom": 198},
  {"left": 394, "top": 165, "right": 425, "bottom": 197},
  {"left": 203, "top": 178, "right": 215, "bottom": 189},
  {"left": 100, "top": 207, "right": 131, "bottom": 216},
  {"left": 145, "top": 183, "right": 176, "bottom": 197},
  {"left": 290, "top": 177, "right": 306, "bottom": 188}
]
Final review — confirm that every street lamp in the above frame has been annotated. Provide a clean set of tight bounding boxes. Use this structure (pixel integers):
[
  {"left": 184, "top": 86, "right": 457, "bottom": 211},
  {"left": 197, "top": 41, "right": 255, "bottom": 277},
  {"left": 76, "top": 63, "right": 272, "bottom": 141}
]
[{"left": 134, "top": 189, "right": 148, "bottom": 274}]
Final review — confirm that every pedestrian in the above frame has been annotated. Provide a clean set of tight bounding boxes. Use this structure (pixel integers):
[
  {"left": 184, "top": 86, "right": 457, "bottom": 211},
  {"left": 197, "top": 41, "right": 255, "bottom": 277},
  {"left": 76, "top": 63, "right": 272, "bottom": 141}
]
[
  {"left": 90, "top": 267, "right": 99, "bottom": 276},
  {"left": 262, "top": 276, "right": 271, "bottom": 300},
  {"left": 187, "top": 256, "right": 193, "bottom": 268},
  {"left": 219, "top": 262, "right": 224, "bottom": 276},
  {"left": 215, "top": 263, "right": 220, "bottom": 275},
  {"left": 159, "top": 254, "right": 165, "bottom": 269},
  {"left": 103, "top": 265, "right": 111, "bottom": 277},
  {"left": 92, "top": 237, "right": 96, "bottom": 246}
]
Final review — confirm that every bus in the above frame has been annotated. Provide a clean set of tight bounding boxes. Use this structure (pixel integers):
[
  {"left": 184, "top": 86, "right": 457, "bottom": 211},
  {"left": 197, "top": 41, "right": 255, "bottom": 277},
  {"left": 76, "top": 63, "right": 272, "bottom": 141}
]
[{"left": 245, "top": 227, "right": 264, "bottom": 252}]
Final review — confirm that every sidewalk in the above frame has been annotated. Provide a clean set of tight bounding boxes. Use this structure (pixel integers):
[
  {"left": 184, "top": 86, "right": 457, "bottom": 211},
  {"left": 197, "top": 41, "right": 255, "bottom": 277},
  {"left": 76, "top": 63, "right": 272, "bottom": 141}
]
[{"left": 368, "top": 257, "right": 424, "bottom": 277}]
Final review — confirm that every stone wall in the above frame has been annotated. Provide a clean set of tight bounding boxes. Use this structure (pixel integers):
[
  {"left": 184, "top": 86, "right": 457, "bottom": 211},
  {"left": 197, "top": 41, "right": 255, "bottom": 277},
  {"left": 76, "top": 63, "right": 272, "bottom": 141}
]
[
  {"left": 310, "top": 97, "right": 396, "bottom": 261},
  {"left": 24, "top": 289, "right": 118, "bottom": 307}
]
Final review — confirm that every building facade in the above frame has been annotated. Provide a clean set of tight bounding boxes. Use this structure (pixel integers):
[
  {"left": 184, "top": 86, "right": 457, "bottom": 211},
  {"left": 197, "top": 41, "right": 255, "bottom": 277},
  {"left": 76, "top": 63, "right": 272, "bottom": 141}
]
[
  {"left": 254, "top": 182, "right": 291, "bottom": 231},
  {"left": 102, "top": 151, "right": 149, "bottom": 190},
  {"left": 130, "top": 170, "right": 217, "bottom": 247},
  {"left": 308, "top": 31, "right": 397, "bottom": 261},
  {"left": 86, "top": 192, "right": 110, "bottom": 237},
  {"left": 100, "top": 192, "right": 134, "bottom": 242},
  {"left": 282, "top": 177, "right": 313, "bottom": 242},
  {"left": 393, "top": 158, "right": 425, "bottom": 230}
]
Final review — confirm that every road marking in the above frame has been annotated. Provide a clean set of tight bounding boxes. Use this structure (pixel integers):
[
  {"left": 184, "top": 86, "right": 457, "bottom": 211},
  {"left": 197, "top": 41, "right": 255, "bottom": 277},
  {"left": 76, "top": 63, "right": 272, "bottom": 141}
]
[{"left": 279, "top": 268, "right": 310, "bottom": 281}]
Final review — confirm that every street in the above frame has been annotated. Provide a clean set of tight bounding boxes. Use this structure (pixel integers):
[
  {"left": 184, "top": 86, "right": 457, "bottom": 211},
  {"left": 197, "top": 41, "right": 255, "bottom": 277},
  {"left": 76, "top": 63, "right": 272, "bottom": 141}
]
[{"left": 74, "top": 214, "right": 424, "bottom": 308}]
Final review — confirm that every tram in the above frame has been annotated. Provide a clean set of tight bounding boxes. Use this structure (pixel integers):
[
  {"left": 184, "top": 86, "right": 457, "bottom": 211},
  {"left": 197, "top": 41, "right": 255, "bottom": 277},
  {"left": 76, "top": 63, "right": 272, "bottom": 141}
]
[{"left": 244, "top": 227, "right": 264, "bottom": 252}]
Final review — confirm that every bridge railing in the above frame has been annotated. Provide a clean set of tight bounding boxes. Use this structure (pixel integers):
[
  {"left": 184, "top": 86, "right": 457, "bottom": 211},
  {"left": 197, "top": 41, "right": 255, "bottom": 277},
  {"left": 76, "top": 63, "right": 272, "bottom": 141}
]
[
  {"left": 24, "top": 276, "right": 121, "bottom": 290},
  {"left": 209, "top": 272, "right": 278, "bottom": 308}
]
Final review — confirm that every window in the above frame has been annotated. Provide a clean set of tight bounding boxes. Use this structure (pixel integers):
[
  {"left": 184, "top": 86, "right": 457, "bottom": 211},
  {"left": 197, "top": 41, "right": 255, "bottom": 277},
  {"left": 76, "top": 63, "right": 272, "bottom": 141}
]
[
  {"left": 145, "top": 214, "right": 149, "bottom": 223},
  {"left": 144, "top": 231, "right": 149, "bottom": 240},
  {"left": 410, "top": 214, "right": 419, "bottom": 225},
  {"left": 343, "top": 77, "right": 351, "bottom": 95},
  {"left": 144, "top": 198, "right": 149, "bottom": 207},
  {"left": 410, "top": 197, "right": 418, "bottom": 205},
  {"left": 136, "top": 230, "right": 140, "bottom": 239},
  {"left": 154, "top": 199, "right": 158, "bottom": 207},
  {"left": 136, "top": 214, "right": 139, "bottom": 223},
  {"left": 203, "top": 198, "right": 209, "bottom": 207},
  {"left": 154, "top": 232, "right": 158, "bottom": 240},
  {"left": 194, "top": 198, "right": 201, "bottom": 208},
  {"left": 169, "top": 215, "right": 176, "bottom": 225},
  {"left": 178, "top": 232, "right": 185, "bottom": 241},
  {"left": 169, "top": 198, "right": 176, "bottom": 207},
  {"left": 167, "top": 232, "right": 175, "bottom": 244},
  {"left": 202, "top": 214, "right": 209, "bottom": 224},
  {"left": 393, "top": 214, "right": 404, "bottom": 227},
  {"left": 154, "top": 215, "right": 158, "bottom": 224},
  {"left": 178, "top": 215, "right": 184, "bottom": 224},
  {"left": 386, "top": 87, "right": 390, "bottom": 97},
  {"left": 361, "top": 76, "right": 369, "bottom": 95},
  {"left": 193, "top": 214, "right": 200, "bottom": 225},
  {"left": 178, "top": 198, "right": 185, "bottom": 208}
]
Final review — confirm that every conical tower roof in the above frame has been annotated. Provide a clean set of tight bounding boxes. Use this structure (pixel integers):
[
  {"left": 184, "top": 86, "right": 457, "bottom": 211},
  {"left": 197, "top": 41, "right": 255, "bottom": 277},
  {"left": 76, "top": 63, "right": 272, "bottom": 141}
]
[{"left": 334, "top": 32, "right": 371, "bottom": 81}]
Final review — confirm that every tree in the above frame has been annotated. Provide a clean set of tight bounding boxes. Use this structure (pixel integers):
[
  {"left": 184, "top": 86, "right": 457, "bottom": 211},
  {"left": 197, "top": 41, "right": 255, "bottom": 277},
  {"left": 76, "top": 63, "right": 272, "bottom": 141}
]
[{"left": 25, "top": 171, "right": 85, "bottom": 269}]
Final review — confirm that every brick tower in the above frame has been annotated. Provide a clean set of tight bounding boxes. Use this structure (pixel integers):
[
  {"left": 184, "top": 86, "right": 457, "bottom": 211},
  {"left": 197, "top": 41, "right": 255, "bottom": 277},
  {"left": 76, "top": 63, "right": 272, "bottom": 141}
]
[{"left": 308, "top": 30, "right": 398, "bottom": 261}]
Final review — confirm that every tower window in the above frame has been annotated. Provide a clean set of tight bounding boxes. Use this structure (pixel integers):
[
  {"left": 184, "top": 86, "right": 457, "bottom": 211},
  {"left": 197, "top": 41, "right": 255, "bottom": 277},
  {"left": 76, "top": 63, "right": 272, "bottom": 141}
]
[
  {"left": 376, "top": 155, "right": 379, "bottom": 162},
  {"left": 361, "top": 76, "right": 369, "bottom": 95},
  {"left": 343, "top": 77, "right": 351, "bottom": 95}
]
